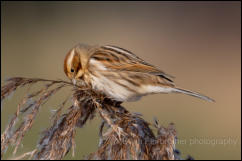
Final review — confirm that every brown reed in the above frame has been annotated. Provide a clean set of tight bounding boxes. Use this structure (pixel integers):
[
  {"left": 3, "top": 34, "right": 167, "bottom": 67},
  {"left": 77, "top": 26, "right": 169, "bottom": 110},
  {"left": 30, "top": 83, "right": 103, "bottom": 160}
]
[{"left": 1, "top": 77, "right": 193, "bottom": 160}]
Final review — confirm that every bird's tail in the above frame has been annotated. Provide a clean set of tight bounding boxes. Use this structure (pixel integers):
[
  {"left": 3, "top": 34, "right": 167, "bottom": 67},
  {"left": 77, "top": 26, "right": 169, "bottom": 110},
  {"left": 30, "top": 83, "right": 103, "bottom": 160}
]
[{"left": 173, "top": 88, "right": 215, "bottom": 102}]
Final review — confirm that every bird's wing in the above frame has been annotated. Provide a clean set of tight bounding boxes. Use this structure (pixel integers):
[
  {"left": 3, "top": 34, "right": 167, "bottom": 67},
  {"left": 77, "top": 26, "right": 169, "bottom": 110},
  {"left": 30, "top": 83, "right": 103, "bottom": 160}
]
[{"left": 90, "top": 45, "right": 174, "bottom": 83}]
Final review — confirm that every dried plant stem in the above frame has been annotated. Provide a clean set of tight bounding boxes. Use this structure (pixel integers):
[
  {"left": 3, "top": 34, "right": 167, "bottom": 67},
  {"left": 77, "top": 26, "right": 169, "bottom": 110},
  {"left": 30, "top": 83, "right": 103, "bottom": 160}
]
[
  {"left": 34, "top": 105, "right": 80, "bottom": 160},
  {"left": 1, "top": 78, "right": 67, "bottom": 157},
  {"left": 10, "top": 149, "right": 37, "bottom": 160},
  {"left": 1, "top": 77, "right": 192, "bottom": 160}
]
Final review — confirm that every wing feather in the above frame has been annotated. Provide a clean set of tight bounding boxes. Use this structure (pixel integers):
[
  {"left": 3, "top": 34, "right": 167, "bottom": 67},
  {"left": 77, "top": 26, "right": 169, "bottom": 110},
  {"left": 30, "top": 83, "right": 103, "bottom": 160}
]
[{"left": 90, "top": 45, "right": 174, "bottom": 83}]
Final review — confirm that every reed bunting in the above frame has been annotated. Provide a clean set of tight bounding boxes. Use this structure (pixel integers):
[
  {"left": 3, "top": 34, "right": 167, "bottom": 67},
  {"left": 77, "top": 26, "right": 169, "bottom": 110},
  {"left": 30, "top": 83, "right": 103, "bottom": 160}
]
[{"left": 64, "top": 44, "right": 214, "bottom": 102}]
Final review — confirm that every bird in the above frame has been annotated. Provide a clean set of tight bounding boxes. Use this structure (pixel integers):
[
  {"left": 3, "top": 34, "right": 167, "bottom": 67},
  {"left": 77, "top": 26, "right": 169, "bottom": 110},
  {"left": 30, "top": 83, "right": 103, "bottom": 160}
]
[{"left": 64, "top": 44, "right": 214, "bottom": 102}]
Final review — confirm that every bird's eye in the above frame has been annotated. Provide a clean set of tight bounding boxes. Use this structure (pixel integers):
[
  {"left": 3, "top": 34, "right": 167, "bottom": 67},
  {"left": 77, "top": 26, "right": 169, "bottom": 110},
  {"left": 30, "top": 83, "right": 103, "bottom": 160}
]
[{"left": 71, "top": 69, "right": 74, "bottom": 73}]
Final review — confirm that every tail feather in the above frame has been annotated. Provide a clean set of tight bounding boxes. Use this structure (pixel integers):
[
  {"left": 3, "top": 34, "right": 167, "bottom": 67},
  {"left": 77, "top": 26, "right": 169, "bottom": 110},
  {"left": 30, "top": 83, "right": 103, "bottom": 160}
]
[{"left": 173, "top": 88, "right": 215, "bottom": 102}]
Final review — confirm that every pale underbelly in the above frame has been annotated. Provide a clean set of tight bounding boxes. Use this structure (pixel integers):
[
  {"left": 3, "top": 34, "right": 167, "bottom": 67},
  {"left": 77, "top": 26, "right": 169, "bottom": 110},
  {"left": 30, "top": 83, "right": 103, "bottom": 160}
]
[
  {"left": 89, "top": 74, "right": 173, "bottom": 102},
  {"left": 90, "top": 75, "right": 140, "bottom": 102}
]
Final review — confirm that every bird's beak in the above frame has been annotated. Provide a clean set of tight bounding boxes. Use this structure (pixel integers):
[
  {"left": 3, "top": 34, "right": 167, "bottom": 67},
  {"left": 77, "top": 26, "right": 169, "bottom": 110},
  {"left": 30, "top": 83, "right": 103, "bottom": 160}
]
[{"left": 72, "top": 79, "right": 76, "bottom": 85}]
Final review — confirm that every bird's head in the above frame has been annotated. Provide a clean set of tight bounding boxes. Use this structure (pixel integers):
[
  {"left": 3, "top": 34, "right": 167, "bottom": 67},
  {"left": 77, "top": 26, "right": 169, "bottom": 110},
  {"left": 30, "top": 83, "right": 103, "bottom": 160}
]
[{"left": 64, "top": 44, "right": 93, "bottom": 85}]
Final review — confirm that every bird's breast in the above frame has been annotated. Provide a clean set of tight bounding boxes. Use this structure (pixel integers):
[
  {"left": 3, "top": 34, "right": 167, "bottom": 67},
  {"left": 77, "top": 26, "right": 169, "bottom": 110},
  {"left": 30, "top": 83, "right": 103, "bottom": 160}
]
[{"left": 89, "top": 73, "right": 143, "bottom": 102}]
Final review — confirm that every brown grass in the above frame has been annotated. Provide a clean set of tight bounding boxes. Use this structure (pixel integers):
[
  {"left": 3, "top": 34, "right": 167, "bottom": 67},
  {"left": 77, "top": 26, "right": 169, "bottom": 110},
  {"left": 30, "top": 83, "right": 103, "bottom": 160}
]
[{"left": 1, "top": 77, "right": 193, "bottom": 160}]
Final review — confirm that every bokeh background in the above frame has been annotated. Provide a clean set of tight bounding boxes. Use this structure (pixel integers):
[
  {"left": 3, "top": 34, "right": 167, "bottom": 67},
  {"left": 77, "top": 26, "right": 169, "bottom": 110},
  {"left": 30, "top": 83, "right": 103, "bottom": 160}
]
[{"left": 1, "top": 1, "right": 241, "bottom": 160}]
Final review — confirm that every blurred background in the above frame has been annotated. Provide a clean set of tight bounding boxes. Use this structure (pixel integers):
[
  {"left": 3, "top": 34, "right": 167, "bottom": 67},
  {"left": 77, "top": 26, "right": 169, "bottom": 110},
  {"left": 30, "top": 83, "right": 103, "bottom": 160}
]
[{"left": 1, "top": 1, "right": 241, "bottom": 160}]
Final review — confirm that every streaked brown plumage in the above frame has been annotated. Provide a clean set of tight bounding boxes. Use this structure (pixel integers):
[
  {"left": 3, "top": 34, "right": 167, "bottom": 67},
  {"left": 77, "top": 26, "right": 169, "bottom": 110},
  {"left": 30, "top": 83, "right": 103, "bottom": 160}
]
[{"left": 64, "top": 44, "right": 214, "bottom": 102}]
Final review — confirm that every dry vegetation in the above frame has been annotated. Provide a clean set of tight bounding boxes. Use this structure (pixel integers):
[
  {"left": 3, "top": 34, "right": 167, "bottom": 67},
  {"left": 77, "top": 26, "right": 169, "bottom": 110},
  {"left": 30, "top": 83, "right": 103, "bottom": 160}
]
[{"left": 1, "top": 77, "right": 193, "bottom": 160}]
